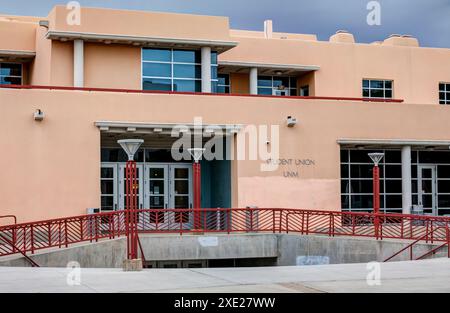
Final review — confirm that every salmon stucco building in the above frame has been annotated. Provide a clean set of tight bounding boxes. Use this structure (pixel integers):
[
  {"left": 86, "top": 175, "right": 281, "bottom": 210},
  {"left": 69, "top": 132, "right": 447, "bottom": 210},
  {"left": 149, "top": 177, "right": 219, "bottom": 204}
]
[{"left": 1, "top": 5, "right": 450, "bottom": 224}]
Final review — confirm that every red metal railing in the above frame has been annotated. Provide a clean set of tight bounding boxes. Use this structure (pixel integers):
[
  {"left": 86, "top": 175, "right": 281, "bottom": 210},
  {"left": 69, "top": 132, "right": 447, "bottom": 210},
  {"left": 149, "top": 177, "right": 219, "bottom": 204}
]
[{"left": 0, "top": 208, "right": 449, "bottom": 258}]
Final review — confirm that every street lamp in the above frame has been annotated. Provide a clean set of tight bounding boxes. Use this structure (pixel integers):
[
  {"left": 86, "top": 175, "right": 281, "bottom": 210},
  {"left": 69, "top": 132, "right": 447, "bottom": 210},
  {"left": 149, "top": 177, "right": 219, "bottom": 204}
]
[
  {"left": 118, "top": 139, "right": 143, "bottom": 266},
  {"left": 368, "top": 152, "right": 384, "bottom": 239},
  {"left": 188, "top": 148, "right": 205, "bottom": 231}
]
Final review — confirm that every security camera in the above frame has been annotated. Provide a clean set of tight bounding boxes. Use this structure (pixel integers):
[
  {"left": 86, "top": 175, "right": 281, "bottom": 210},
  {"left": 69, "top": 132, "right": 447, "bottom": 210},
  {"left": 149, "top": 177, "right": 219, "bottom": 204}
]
[{"left": 287, "top": 116, "right": 297, "bottom": 127}]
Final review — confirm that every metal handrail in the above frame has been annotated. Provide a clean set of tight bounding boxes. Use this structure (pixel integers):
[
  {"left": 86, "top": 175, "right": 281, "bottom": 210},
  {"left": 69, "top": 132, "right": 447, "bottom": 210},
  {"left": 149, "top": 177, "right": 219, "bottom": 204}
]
[
  {"left": 383, "top": 225, "right": 449, "bottom": 262},
  {"left": 0, "top": 208, "right": 449, "bottom": 258}
]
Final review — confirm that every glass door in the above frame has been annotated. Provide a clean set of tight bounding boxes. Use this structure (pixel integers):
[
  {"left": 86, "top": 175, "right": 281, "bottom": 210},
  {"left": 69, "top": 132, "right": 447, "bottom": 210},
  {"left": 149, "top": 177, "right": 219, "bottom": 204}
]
[
  {"left": 418, "top": 165, "right": 437, "bottom": 215},
  {"left": 144, "top": 164, "right": 168, "bottom": 228},
  {"left": 118, "top": 164, "right": 144, "bottom": 211},
  {"left": 169, "top": 164, "right": 193, "bottom": 228},
  {"left": 100, "top": 164, "right": 118, "bottom": 212}
]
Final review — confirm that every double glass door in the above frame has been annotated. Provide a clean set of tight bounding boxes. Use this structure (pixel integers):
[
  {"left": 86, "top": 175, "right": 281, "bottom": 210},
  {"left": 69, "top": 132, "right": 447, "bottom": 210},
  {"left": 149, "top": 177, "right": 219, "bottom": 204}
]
[
  {"left": 101, "top": 163, "right": 193, "bottom": 227},
  {"left": 418, "top": 165, "right": 437, "bottom": 215}
]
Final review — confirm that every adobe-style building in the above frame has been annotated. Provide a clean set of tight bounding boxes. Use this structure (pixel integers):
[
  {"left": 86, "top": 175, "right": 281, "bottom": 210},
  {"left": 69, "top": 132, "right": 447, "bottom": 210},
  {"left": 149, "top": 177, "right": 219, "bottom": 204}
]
[{"left": 1, "top": 6, "right": 450, "bottom": 223}]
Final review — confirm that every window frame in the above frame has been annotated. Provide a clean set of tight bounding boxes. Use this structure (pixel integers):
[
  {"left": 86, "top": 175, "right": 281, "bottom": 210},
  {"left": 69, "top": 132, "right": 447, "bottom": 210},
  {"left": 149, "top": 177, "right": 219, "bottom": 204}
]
[
  {"left": 257, "top": 75, "right": 297, "bottom": 96},
  {"left": 439, "top": 82, "right": 450, "bottom": 105},
  {"left": 0, "top": 62, "right": 23, "bottom": 85},
  {"left": 142, "top": 48, "right": 218, "bottom": 93},
  {"left": 362, "top": 79, "right": 393, "bottom": 99}
]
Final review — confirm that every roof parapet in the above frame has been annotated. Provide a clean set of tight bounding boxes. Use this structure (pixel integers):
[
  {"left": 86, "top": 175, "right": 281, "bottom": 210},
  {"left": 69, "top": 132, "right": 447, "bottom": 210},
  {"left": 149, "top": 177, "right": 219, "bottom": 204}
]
[
  {"left": 329, "top": 30, "right": 355, "bottom": 44},
  {"left": 382, "top": 34, "right": 419, "bottom": 47}
]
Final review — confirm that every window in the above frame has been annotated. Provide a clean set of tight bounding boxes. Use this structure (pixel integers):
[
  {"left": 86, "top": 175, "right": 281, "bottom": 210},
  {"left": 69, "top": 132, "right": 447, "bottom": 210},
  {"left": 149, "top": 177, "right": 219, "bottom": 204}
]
[
  {"left": 300, "top": 85, "right": 309, "bottom": 97},
  {"left": 257, "top": 76, "right": 297, "bottom": 96},
  {"left": 214, "top": 74, "right": 230, "bottom": 93},
  {"left": 142, "top": 48, "right": 217, "bottom": 92},
  {"left": 439, "top": 83, "right": 450, "bottom": 105},
  {"left": 0, "top": 63, "right": 22, "bottom": 85},
  {"left": 362, "top": 79, "right": 393, "bottom": 99}
]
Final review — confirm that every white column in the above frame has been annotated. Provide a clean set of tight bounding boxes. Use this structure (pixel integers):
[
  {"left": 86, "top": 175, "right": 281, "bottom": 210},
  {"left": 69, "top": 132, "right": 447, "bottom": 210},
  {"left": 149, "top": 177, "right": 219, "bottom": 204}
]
[
  {"left": 249, "top": 67, "right": 258, "bottom": 95},
  {"left": 201, "top": 46, "right": 211, "bottom": 93},
  {"left": 402, "top": 145, "right": 412, "bottom": 214},
  {"left": 73, "top": 39, "right": 84, "bottom": 87}
]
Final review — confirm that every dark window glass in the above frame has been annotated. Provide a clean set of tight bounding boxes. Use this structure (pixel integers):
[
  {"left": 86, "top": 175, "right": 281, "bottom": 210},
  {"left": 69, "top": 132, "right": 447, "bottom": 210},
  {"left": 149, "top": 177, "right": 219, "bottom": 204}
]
[
  {"left": 385, "top": 195, "right": 402, "bottom": 208},
  {"left": 257, "top": 76, "right": 272, "bottom": 87},
  {"left": 290, "top": 77, "right": 297, "bottom": 88},
  {"left": 384, "top": 89, "right": 392, "bottom": 98},
  {"left": 438, "top": 166, "right": 450, "bottom": 179},
  {"left": 211, "top": 66, "right": 218, "bottom": 79},
  {"left": 362, "top": 89, "right": 370, "bottom": 97},
  {"left": 0, "top": 77, "right": 21, "bottom": 85},
  {"left": 101, "top": 168, "right": 114, "bottom": 179},
  {"left": 341, "top": 180, "right": 350, "bottom": 193},
  {"left": 142, "top": 48, "right": 171, "bottom": 62},
  {"left": 211, "top": 52, "right": 218, "bottom": 65},
  {"left": 143, "top": 78, "right": 172, "bottom": 91},
  {"left": 439, "top": 83, "right": 445, "bottom": 91},
  {"left": 438, "top": 180, "right": 450, "bottom": 193},
  {"left": 257, "top": 88, "right": 272, "bottom": 95},
  {"left": 350, "top": 150, "right": 384, "bottom": 163},
  {"left": 385, "top": 180, "right": 402, "bottom": 193},
  {"left": 385, "top": 165, "right": 402, "bottom": 178},
  {"left": 341, "top": 164, "right": 349, "bottom": 179},
  {"left": 351, "top": 195, "right": 373, "bottom": 209},
  {"left": 173, "top": 79, "right": 201, "bottom": 92},
  {"left": 216, "top": 86, "right": 230, "bottom": 94},
  {"left": 173, "top": 64, "right": 201, "bottom": 79},
  {"left": 419, "top": 151, "right": 450, "bottom": 164},
  {"left": 143, "top": 63, "right": 171, "bottom": 77},
  {"left": 341, "top": 195, "right": 350, "bottom": 209},
  {"left": 439, "top": 92, "right": 445, "bottom": 100},
  {"left": 173, "top": 50, "right": 201, "bottom": 63},
  {"left": 350, "top": 180, "right": 374, "bottom": 193},
  {"left": 290, "top": 88, "right": 298, "bottom": 96},
  {"left": 273, "top": 77, "right": 290, "bottom": 88},
  {"left": 384, "top": 81, "right": 392, "bottom": 89},
  {"left": 384, "top": 150, "right": 401, "bottom": 163},
  {"left": 0, "top": 63, "right": 22, "bottom": 76},
  {"left": 370, "top": 89, "right": 384, "bottom": 98},
  {"left": 300, "top": 86, "right": 309, "bottom": 96},
  {"left": 362, "top": 80, "right": 369, "bottom": 88},
  {"left": 101, "top": 180, "right": 114, "bottom": 194},
  {"left": 101, "top": 148, "right": 144, "bottom": 162},
  {"left": 101, "top": 196, "right": 114, "bottom": 210},
  {"left": 218, "top": 74, "right": 229, "bottom": 85},
  {"left": 370, "top": 80, "right": 384, "bottom": 88},
  {"left": 340, "top": 150, "right": 349, "bottom": 163},
  {"left": 350, "top": 164, "right": 383, "bottom": 179}
]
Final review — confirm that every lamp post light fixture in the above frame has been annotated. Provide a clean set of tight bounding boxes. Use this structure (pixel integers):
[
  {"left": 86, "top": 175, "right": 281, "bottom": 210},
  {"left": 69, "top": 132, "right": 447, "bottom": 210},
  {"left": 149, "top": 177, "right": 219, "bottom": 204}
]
[
  {"left": 118, "top": 139, "right": 143, "bottom": 269},
  {"left": 188, "top": 148, "right": 205, "bottom": 232},
  {"left": 368, "top": 152, "right": 384, "bottom": 239}
]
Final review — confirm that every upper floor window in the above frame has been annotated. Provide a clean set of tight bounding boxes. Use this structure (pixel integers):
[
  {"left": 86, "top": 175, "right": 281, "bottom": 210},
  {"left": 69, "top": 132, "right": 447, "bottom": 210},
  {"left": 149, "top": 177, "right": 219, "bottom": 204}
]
[
  {"left": 0, "top": 63, "right": 22, "bottom": 85},
  {"left": 362, "top": 79, "right": 393, "bottom": 99},
  {"left": 257, "top": 76, "right": 297, "bottom": 96},
  {"left": 214, "top": 74, "right": 230, "bottom": 93},
  {"left": 142, "top": 48, "right": 217, "bottom": 93},
  {"left": 300, "top": 85, "right": 309, "bottom": 97},
  {"left": 439, "top": 83, "right": 450, "bottom": 105}
]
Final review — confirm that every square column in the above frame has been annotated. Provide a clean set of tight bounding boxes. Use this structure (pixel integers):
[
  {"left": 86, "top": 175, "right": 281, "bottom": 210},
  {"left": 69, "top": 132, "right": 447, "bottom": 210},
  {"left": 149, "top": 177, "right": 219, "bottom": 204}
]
[
  {"left": 201, "top": 46, "right": 211, "bottom": 93},
  {"left": 74, "top": 39, "right": 84, "bottom": 87},
  {"left": 402, "top": 145, "right": 412, "bottom": 214},
  {"left": 249, "top": 67, "right": 258, "bottom": 95}
]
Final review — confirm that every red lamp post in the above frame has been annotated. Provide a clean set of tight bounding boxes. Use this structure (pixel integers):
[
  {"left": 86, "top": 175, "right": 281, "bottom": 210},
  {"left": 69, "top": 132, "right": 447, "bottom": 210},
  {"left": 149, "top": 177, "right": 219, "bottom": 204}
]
[
  {"left": 118, "top": 139, "right": 143, "bottom": 261},
  {"left": 368, "top": 152, "right": 384, "bottom": 239},
  {"left": 188, "top": 148, "right": 205, "bottom": 232}
]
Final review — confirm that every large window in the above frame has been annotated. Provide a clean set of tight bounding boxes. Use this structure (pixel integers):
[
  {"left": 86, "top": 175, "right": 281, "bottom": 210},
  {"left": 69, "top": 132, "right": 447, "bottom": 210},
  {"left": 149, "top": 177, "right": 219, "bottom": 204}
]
[
  {"left": 362, "top": 79, "right": 393, "bottom": 99},
  {"left": 0, "top": 63, "right": 22, "bottom": 85},
  {"left": 341, "top": 149, "right": 450, "bottom": 216},
  {"left": 439, "top": 83, "right": 450, "bottom": 105},
  {"left": 142, "top": 48, "right": 217, "bottom": 92},
  {"left": 214, "top": 74, "right": 230, "bottom": 93},
  {"left": 257, "top": 76, "right": 297, "bottom": 96}
]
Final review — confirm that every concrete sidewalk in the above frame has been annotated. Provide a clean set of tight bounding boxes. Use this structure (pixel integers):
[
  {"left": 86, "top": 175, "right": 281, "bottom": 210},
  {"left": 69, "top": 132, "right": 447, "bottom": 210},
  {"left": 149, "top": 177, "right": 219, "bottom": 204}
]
[{"left": 0, "top": 258, "right": 448, "bottom": 293}]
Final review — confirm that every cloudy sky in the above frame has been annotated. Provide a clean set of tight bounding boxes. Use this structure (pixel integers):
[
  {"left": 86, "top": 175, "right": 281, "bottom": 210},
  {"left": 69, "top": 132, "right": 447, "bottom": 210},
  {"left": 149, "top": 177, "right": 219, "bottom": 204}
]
[{"left": 1, "top": 0, "right": 449, "bottom": 48}]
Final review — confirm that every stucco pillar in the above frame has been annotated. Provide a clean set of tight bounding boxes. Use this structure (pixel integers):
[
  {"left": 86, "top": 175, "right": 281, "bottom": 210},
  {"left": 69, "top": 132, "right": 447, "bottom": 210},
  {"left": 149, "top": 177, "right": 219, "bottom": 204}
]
[
  {"left": 74, "top": 39, "right": 84, "bottom": 87},
  {"left": 201, "top": 46, "right": 211, "bottom": 93},
  {"left": 249, "top": 67, "right": 258, "bottom": 95},
  {"left": 402, "top": 145, "right": 412, "bottom": 214}
]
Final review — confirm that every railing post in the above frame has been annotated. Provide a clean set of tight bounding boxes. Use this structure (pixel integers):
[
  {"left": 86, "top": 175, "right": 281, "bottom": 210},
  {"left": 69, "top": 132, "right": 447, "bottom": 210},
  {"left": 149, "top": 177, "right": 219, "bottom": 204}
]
[
  {"left": 410, "top": 245, "right": 413, "bottom": 260},
  {"left": 48, "top": 224, "right": 51, "bottom": 247},
  {"left": 12, "top": 228, "right": 17, "bottom": 254},
  {"left": 30, "top": 224, "right": 34, "bottom": 254},
  {"left": 64, "top": 220, "right": 68, "bottom": 248},
  {"left": 58, "top": 222, "right": 61, "bottom": 248},
  {"left": 447, "top": 224, "right": 449, "bottom": 258},
  {"left": 80, "top": 219, "right": 84, "bottom": 241},
  {"left": 95, "top": 217, "right": 99, "bottom": 242},
  {"left": 306, "top": 212, "right": 310, "bottom": 235},
  {"left": 227, "top": 208, "right": 231, "bottom": 234},
  {"left": 279, "top": 210, "right": 282, "bottom": 233},
  {"left": 272, "top": 210, "right": 275, "bottom": 234}
]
